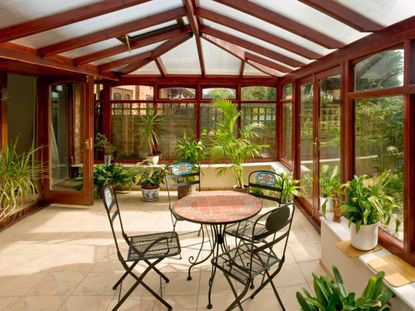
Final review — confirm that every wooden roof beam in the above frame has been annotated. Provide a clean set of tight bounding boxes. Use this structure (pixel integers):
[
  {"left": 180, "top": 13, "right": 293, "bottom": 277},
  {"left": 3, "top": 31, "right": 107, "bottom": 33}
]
[
  {"left": 118, "top": 34, "right": 192, "bottom": 75},
  {"left": 0, "top": 0, "right": 151, "bottom": 44},
  {"left": 74, "top": 25, "right": 191, "bottom": 65},
  {"left": 299, "top": 0, "right": 382, "bottom": 32},
  {"left": 183, "top": 0, "right": 206, "bottom": 76},
  {"left": 214, "top": 0, "right": 343, "bottom": 49},
  {"left": 37, "top": 7, "right": 187, "bottom": 57},
  {"left": 239, "top": 60, "right": 245, "bottom": 77},
  {"left": 97, "top": 51, "right": 151, "bottom": 72},
  {"left": 201, "top": 34, "right": 279, "bottom": 77},
  {"left": 245, "top": 52, "right": 291, "bottom": 73},
  {"left": 197, "top": 8, "right": 322, "bottom": 60},
  {"left": 155, "top": 57, "right": 167, "bottom": 77},
  {"left": 200, "top": 25, "right": 305, "bottom": 68}
]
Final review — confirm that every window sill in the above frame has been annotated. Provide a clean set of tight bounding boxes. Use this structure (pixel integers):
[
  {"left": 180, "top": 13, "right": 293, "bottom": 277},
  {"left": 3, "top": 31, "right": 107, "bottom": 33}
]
[{"left": 321, "top": 216, "right": 415, "bottom": 311}]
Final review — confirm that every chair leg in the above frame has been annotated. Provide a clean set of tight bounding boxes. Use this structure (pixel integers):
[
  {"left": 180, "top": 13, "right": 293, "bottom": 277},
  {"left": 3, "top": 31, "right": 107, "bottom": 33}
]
[
  {"left": 113, "top": 261, "right": 139, "bottom": 290},
  {"left": 144, "top": 259, "right": 169, "bottom": 283},
  {"left": 224, "top": 274, "right": 249, "bottom": 311},
  {"left": 266, "top": 269, "right": 285, "bottom": 311},
  {"left": 249, "top": 264, "right": 284, "bottom": 308}
]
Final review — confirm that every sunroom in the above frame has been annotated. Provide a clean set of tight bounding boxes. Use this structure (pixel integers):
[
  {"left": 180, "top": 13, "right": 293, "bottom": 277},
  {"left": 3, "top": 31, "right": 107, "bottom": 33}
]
[{"left": 1, "top": 1, "right": 415, "bottom": 310}]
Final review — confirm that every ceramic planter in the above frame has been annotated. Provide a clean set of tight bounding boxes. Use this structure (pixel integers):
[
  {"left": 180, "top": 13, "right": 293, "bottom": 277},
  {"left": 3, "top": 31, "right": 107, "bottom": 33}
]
[
  {"left": 146, "top": 154, "right": 160, "bottom": 165},
  {"left": 104, "top": 154, "right": 112, "bottom": 165},
  {"left": 351, "top": 222, "right": 379, "bottom": 250},
  {"left": 320, "top": 196, "right": 334, "bottom": 212},
  {"left": 141, "top": 186, "right": 160, "bottom": 202}
]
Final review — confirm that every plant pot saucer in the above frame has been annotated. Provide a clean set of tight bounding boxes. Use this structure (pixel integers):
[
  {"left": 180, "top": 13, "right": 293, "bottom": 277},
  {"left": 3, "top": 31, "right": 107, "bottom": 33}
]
[{"left": 232, "top": 185, "right": 249, "bottom": 193}]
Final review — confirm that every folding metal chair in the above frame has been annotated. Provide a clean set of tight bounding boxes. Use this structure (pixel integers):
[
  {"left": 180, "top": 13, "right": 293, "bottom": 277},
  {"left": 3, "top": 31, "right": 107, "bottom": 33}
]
[
  {"left": 100, "top": 186, "right": 181, "bottom": 311},
  {"left": 212, "top": 203, "right": 295, "bottom": 311},
  {"left": 225, "top": 170, "right": 285, "bottom": 242}
]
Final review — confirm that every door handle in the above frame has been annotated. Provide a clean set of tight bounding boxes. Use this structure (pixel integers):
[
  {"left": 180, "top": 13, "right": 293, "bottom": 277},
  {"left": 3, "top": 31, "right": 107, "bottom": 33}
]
[
  {"left": 84, "top": 137, "right": 93, "bottom": 150},
  {"left": 313, "top": 137, "right": 319, "bottom": 154}
]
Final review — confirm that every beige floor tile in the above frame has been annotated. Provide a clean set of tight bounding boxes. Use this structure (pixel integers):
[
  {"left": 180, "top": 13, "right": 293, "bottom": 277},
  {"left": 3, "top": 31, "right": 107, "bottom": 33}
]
[
  {"left": 298, "top": 260, "right": 326, "bottom": 282},
  {"left": 27, "top": 272, "right": 87, "bottom": 296},
  {"left": 60, "top": 295, "right": 114, "bottom": 311},
  {"left": 9, "top": 296, "right": 66, "bottom": 311},
  {"left": 153, "top": 294, "right": 198, "bottom": 311},
  {"left": 0, "top": 273, "right": 46, "bottom": 296},
  {"left": 107, "top": 296, "right": 156, "bottom": 311},
  {"left": 0, "top": 297, "right": 18, "bottom": 310},
  {"left": 72, "top": 272, "right": 123, "bottom": 296},
  {"left": 196, "top": 292, "right": 236, "bottom": 311}
]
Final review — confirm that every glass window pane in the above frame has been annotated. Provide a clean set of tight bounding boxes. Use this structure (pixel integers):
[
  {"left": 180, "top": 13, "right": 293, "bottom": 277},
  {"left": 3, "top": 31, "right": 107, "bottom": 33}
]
[
  {"left": 201, "top": 103, "right": 222, "bottom": 146},
  {"left": 241, "top": 86, "right": 276, "bottom": 101},
  {"left": 282, "top": 102, "right": 292, "bottom": 163},
  {"left": 111, "top": 85, "right": 154, "bottom": 100},
  {"left": 159, "top": 87, "right": 196, "bottom": 99},
  {"left": 355, "top": 96, "right": 404, "bottom": 241},
  {"left": 241, "top": 103, "right": 276, "bottom": 158},
  {"left": 354, "top": 49, "right": 404, "bottom": 92},
  {"left": 283, "top": 84, "right": 292, "bottom": 101},
  {"left": 202, "top": 88, "right": 236, "bottom": 99}
]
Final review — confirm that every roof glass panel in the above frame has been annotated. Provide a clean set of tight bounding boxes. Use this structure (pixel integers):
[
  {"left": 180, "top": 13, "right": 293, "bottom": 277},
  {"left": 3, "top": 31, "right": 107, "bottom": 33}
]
[
  {"left": 250, "top": 0, "right": 369, "bottom": 44},
  {"left": 60, "top": 39, "right": 120, "bottom": 59},
  {"left": 243, "top": 63, "right": 268, "bottom": 76},
  {"left": 161, "top": 38, "right": 201, "bottom": 74},
  {"left": 338, "top": 0, "right": 415, "bottom": 27},
  {"left": 0, "top": 0, "right": 100, "bottom": 28},
  {"left": 128, "top": 21, "right": 178, "bottom": 37},
  {"left": 202, "top": 39, "right": 241, "bottom": 75},
  {"left": 13, "top": 0, "right": 183, "bottom": 48},
  {"left": 200, "top": 0, "right": 331, "bottom": 56},
  {"left": 130, "top": 62, "right": 161, "bottom": 75}
]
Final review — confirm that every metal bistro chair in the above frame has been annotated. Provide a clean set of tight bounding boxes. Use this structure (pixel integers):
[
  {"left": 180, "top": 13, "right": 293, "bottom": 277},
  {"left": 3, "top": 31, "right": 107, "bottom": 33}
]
[
  {"left": 100, "top": 186, "right": 181, "bottom": 311},
  {"left": 225, "top": 170, "right": 285, "bottom": 243},
  {"left": 164, "top": 162, "right": 201, "bottom": 231},
  {"left": 213, "top": 203, "right": 295, "bottom": 311}
]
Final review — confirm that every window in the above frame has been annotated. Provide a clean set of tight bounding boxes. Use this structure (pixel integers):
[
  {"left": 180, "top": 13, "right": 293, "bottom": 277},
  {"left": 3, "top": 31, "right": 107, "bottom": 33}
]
[
  {"left": 124, "top": 94, "right": 131, "bottom": 100},
  {"left": 282, "top": 84, "right": 293, "bottom": 164},
  {"left": 201, "top": 103, "right": 222, "bottom": 146},
  {"left": 202, "top": 88, "right": 235, "bottom": 99},
  {"left": 241, "top": 86, "right": 276, "bottom": 101},
  {"left": 159, "top": 87, "right": 195, "bottom": 99},
  {"left": 112, "top": 92, "right": 121, "bottom": 100},
  {"left": 354, "top": 49, "right": 404, "bottom": 91}
]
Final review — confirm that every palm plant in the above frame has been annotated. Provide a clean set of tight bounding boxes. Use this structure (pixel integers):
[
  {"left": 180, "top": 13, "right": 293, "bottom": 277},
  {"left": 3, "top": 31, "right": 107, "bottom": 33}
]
[
  {"left": 175, "top": 133, "right": 206, "bottom": 163},
  {"left": 209, "top": 99, "right": 267, "bottom": 189},
  {"left": 140, "top": 111, "right": 163, "bottom": 156}
]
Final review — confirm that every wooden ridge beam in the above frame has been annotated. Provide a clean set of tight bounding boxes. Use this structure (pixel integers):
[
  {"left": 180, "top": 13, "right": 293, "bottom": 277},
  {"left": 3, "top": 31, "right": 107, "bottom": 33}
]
[
  {"left": 0, "top": 0, "right": 150, "bottom": 44},
  {"left": 118, "top": 34, "right": 192, "bottom": 75},
  {"left": 37, "top": 7, "right": 187, "bottom": 57},
  {"left": 200, "top": 25, "right": 305, "bottom": 68},
  {"left": 197, "top": 8, "right": 322, "bottom": 60},
  {"left": 97, "top": 51, "right": 152, "bottom": 72},
  {"left": 73, "top": 25, "right": 191, "bottom": 65},
  {"left": 245, "top": 52, "right": 291, "bottom": 73},
  {"left": 299, "top": 0, "right": 382, "bottom": 32},
  {"left": 201, "top": 34, "right": 279, "bottom": 77},
  {"left": 214, "top": 0, "right": 344, "bottom": 49},
  {"left": 183, "top": 0, "right": 206, "bottom": 76},
  {"left": 155, "top": 57, "right": 167, "bottom": 77},
  {"left": 0, "top": 43, "right": 116, "bottom": 80}
]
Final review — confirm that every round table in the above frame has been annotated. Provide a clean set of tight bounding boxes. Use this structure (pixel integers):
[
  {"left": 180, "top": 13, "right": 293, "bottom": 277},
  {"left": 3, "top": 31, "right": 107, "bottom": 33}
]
[{"left": 172, "top": 190, "right": 262, "bottom": 309}]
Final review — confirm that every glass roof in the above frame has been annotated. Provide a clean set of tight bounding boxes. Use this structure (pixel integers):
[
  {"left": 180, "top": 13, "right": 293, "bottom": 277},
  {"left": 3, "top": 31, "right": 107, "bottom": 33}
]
[
  {"left": 130, "top": 61, "right": 161, "bottom": 75},
  {"left": 202, "top": 39, "right": 241, "bottom": 75},
  {"left": 61, "top": 39, "right": 121, "bottom": 59},
  {"left": 161, "top": 38, "right": 201, "bottom": 74},
  {"left": 243, "top": 63, "right": 268, "bottom": 76}
]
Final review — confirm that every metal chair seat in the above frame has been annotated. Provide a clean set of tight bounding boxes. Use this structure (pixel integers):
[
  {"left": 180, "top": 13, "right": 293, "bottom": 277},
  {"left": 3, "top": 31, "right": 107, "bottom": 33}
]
[
  {"left": 224, "top": 220, "right": 268, "bottom": 243},
  {"left": 127, "top": 231, "right": 181, "bottom": 261}
]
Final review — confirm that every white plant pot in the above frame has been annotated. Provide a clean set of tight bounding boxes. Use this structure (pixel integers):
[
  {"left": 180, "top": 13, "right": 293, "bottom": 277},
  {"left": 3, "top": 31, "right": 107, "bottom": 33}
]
[
  {"left": 146, "top": 154, "right": 160, "bottom": 165},
  {"left": 141, "top": 187, "right": 160, "bottom": 202},
  {"left": 351, "top": 222, "right": 379, "bottom": 251},
  {"left": 104, "top": 154, "right": 112, "bottom": 165},
  {"left": 320, "top": 196, "right": 333, "bottom": 212}
]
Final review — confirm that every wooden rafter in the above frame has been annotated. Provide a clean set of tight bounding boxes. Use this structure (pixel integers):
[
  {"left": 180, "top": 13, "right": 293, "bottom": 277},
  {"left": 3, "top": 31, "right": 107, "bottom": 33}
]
[
  {"left": 299, "top": 0, "right": 382, "bottom": 32},
  {"left": 0, "top": 0, "right": 151, "bottom": 44},
  {"left": 245, "top": 52, "right": 291, "bottom": 73},
  {"left": 74, "top": 25, "right": 191, "bottom": 65},
  {"left": 183, "top": 0, "right": 206, "bottom": 76},
  {"left": 97, "top": 52, "right": 151, "bottom": 72},
  {"left": 214, "top": 0, "right": 343, "bottom": 49},
  {"left": 200, "top": 25, "right": 305, "bottom": 68},
  {"left": 239, "top": 60, "right": 245, "bottom": 77},
  {"left": 197, "top": 8, "right": 322, "bottom": 60},
  {"left": 37, "top": 7, "right": 187, "bottom": 57},
  {"left": 0, "top": 43, "right": 116, "bottom": 80},
  {"left": 155, "top": 57, "right": 167, "bottom": 77},
  {"left": 118, "top": 34, "right": 192, "bottom": 75},
  {"left": 201, "top": 34, "right": 279, "bottom": 77}
]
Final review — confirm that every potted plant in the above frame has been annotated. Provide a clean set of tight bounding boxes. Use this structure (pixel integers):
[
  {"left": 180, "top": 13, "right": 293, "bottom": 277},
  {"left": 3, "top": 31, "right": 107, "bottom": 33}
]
[
  {"left": 95, "top": 133, "right": 116, "bottom": 165},
  {"left": 320, "top": 165, "right": 341, "bottom": 214},
  {"left": 134, "top": 163, "right": 165, "bottom": 201},
  {"left": 296, "top": 266, "right": 393, "bottom": 310},
  {"left": 275, "top": 172, "right": 301, "bottom": 204},
  {"left": 209, "top": 99, "right": 267, "bottom": 191},
  {"left": 140, "top": 111, "right": 163, "bottom": 165},
  {"left": 0, "top": 140, "right": 42, "bottom": 221},
  {"left": 340, "top": 172, "right": 398, "bottom": 250},
  {"left": 93, "top": 163, "right": 134, "bottom": 195}
]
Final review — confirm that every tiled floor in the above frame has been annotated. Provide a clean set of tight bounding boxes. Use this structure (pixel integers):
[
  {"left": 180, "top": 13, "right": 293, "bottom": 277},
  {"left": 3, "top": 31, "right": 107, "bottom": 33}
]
[{"left": 0, "top": 191, "right": 324, "bottom": 311}]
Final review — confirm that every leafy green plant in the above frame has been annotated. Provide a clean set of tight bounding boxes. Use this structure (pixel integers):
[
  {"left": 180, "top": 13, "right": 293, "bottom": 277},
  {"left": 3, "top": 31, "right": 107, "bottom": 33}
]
[
  {"left": 0, "top": 140, "right": 42, "bottom": 219},
  {"left": 134, "top": 164, "right": 164, "bottom": 189},
  {"left": 296, "top": 266, "right": 393, "bottom": 311},
  {"left": 139, "top": 111, "right": 164, "bottom": 156},
  {"left": 95, "top": 133, "right": 115, "bottom": 155},
  {"left": 93, "top": 164, "right": 134, "bottom": 192},
  {"left": 320, "top": 165, "right": 341, "bottom": 215},
  {"left": 276, "top": 172, "right": 301, "bottom": 203},
  {"left": 209, "top": 99, "right": 267, "bottom": 189},
  {"left": 340, "top": 172, "right": 399, "bottom": 233},
  {"left": 175, "top": 133, "right": 206, "bottom": 163}
]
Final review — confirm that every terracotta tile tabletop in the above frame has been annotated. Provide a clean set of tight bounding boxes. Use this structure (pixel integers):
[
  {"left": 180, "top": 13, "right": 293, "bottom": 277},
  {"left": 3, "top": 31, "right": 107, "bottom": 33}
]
[{"left": 172, "top": 191, "right": 262, "bottom": 225}]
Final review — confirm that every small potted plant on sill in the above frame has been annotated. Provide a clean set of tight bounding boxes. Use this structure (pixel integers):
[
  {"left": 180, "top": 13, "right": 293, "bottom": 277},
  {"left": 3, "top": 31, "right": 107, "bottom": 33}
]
[
  {"left": 209, "top": 99, "right": 267, "bottom": 192},
  {"left": 140, "top": 111, "right": 163, "bottom": 165},
  {"left": 134, "top": 162, "right": 165, "bottom": 202},
  {"left": 95, "top": 133, "right": 116, "bottom": 165},
  {"left": 340, "top": 172, "right": 399, "bottom": 251},
  {"left": 296, "top": 266, "right": 393, "bottom": 310},
  {"left": 277, "top": 172, "right": 301, "bottom": 204},
  {"left": 320, "top": 164, "right": 341, "bottom": 214}
]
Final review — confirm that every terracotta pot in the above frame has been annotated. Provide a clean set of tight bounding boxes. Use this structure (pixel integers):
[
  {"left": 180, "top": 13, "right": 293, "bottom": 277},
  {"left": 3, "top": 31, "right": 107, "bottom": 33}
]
[{"left": 351, "top": 222, "right": 378, "bottom": 250}]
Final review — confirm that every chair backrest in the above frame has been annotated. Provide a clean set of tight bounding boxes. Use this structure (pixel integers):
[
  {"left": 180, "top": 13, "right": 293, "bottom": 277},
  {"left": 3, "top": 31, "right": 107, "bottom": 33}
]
[
  {"left": 100, "top": 186, "right": 128, "bottom": 260},
  {"left": 164, "top": 162, "right": 201, "bottom": 203},
  {"left": 248, "top": 170, "right": 284, "bottom": 203}
]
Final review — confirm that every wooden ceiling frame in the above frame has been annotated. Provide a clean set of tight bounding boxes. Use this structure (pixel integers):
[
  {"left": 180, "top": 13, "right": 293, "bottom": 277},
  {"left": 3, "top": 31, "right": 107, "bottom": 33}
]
[
  {"left": 200, "top": 25, "right": 305, "bottom": 68},
  {"left": 196, "top": 8, "right": 322, "bottom": 60},
  {"left": 183, "top": 0, "right": 206, "bottom": 76},
  {"left": 155, "top": 57, "right": 167, "bottom": 77},
  {"left": 37, "top": 7, "right": 187, "bottom": 57},
  {"left": 214, "top": 0, "right": 344, "bottom": 49},
  {"left": 0, "top": 0, "right": 151, "bottom": 44},
  {"left": 299, "top": 0, "right": 382, "bottom": 32},
  {"left": 239, "top": 60, "right": 245, "bottom": 77},
  {"left": 118, "top": 34, "right": 192, "bottom": 75},
  {"left": 97, "top": 51, "right": 151, "bottom": 72},
  {"left": 73, "top": 25, "right": 191, "bottom": 65},
  {"left": 245, "top": 52, "right": 291, "bottom": 73},
  {"left": 201, "top": 34, "right": 279, "bottom": 77}
]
